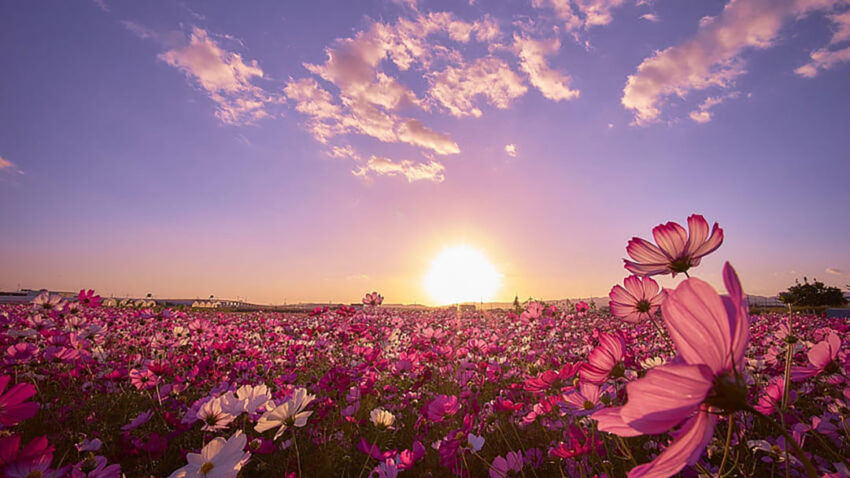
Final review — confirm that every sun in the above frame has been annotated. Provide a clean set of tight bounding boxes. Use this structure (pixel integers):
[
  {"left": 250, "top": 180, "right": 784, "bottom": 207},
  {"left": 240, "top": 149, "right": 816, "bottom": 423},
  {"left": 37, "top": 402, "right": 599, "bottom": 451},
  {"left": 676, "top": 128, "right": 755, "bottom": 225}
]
[{"left": 424, "top": 245, "right": 502, "bottom": 305}]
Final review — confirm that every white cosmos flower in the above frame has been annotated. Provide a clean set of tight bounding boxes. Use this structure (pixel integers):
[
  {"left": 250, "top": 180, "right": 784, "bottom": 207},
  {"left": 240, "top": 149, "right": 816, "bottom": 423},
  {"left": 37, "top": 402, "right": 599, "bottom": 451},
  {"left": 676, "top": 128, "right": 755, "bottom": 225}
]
[
  {"left": 370, "top": 408, "right": 396, "bottom": 429},
  {"left": 197, "top": 397, "right": 236, "bottom": 432},
  {"left": 236, "top": 384, "right": 273, "bottom": 414},
  {"left": 168, "top": 430, "right": 250, "bottom": 478},
  {"left": 254, "top": 388, "right": 315, "bottom": 440}
]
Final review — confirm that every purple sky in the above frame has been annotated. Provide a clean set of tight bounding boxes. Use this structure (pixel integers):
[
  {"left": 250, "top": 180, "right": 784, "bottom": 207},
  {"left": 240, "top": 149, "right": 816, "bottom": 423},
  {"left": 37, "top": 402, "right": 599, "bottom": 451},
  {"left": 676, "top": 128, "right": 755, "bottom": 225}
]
[{"left": 1, "top": 0, "right": 848, "bottom": 304}]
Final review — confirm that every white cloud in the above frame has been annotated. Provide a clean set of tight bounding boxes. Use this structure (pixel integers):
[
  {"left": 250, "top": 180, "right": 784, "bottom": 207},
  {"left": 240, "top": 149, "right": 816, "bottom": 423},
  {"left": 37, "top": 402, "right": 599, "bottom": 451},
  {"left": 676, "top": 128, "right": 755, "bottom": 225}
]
[
  {"left": 826, "top": 267, "right": 846, "bottom": 275},
  {"left": 353, "top": 156, "right": 446, "bottom": 182},
  {"left": 514, "top": 34, "right": 580, "bottom": 101},
  {"left": 640, "top": 13, "right": 660, "bottom": 22},
  {"left": 326, "top": 145, "right": 361, "bottom": 160},
  {"left": 504, "top": 144, "right": 517, "bottom": 157},
  {"left": 428, "top": 57, "right": 527, "bottom": 117},
  {"left": 158, "top": 28, "right": 282, "bottom": 125},
  {"left": 532, "top": 0, "right": 627, "bottom": 31},
  {"left": 688, "top": 92, "right": 739, "bottom": 123},
  {"left": 622, "top": 0, "right": 845, "bottom": 125},
  {"left": 92, "top": 0, "right": 109, "bottom": 12},
  {"left": 796, "top": 11, "right": 850, "bottom": 77}
]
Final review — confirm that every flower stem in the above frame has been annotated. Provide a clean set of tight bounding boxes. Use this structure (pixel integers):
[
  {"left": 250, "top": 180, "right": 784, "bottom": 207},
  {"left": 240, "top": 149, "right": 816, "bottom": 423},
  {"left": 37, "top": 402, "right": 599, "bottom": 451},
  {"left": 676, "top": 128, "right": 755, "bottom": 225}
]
[
  {"left": 746, "top": 407, "right": 818, "bottom": 478},
  {"left": 291, "top": 428, "right": 302, "bottom": 478},
  {"left": 717, "top": 413, "right": 734, "bottom": 477}
]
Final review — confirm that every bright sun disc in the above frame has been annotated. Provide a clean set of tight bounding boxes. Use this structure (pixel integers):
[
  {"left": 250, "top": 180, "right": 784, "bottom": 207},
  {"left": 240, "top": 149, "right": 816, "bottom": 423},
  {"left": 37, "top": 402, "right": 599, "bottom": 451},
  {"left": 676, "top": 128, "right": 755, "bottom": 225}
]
[{"left": 424, "top": 245, "right": 502, "bottom": 305}]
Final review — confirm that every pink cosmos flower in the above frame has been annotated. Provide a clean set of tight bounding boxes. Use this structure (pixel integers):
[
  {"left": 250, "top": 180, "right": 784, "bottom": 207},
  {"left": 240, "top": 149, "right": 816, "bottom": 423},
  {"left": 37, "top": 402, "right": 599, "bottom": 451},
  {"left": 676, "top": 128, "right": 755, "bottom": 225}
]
[
  {"left": 609, "top": 276, "right": 665, "bottom": 323},
  {"left": 593, "top": 262, "right": 749, "bottom": 478},
  {"left": 579, "top": 332, "right": 626, "bottom": 384},
  {"left": 424, "top": 395, "right": 460, "bottom": 422},
  {"left": 791, "top": 332, "right": 842, "bottom": 381},
  {"left": 561, "top": 382, "right": 603, "bottom": 415},
  {"left": 0, "top": 375, "right": 39, "bottom": 427},
  {"left": 575, "top": 301, "right": 590, "bottom": 315},
  {"left": 624, "top": 214, "right": 723, "bottom": 277},
  {"left": 77, "top": 289, "right": 102, "bottom": 308},
  {"left": 0, "top": 434, "right": 54, "bottom": 477},
  {"left": 549, "top": 425, "right": 599, "bottom": 459},
  {"left": 753, "top": 378, "right": 793, "bottom": 416},
  {"left": 31, "top": 292, "right": 66, "bottom": 312},
  {"left": 363, "top": 292, "right": 384, "bottom": 307},
  {"left": 524, "top": 364, "right": 579, "bottom": 393},
  {"left": 490, "top": 451, "right": 523, "bottom": 478},
  {"left": 71, "top": 455, "right": 121, "bottom": 478}
]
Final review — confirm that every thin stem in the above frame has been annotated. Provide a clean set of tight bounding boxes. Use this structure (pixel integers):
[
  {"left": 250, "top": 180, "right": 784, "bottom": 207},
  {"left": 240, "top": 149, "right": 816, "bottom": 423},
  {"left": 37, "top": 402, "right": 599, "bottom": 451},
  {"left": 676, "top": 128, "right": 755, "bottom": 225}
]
[
  {"left": 747, "top": 407, "right": 818, "bottom": 478},
  {"left": 291, "top": 428, "right": 302, "bottom": 478},
  {"left": 717, "top": 413, "right": 735, "bottom": 477}
]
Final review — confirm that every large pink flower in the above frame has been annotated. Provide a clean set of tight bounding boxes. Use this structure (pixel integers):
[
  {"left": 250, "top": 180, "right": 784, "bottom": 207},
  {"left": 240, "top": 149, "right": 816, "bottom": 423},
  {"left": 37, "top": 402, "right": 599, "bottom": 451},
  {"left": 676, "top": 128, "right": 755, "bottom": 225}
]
[
  {"left": 624, "top": 214, "right": 723, "bottom": 277},
  {"left": 609, "top": 276, "right": 665, "bottom": 323},
  {"left": 593, "top": 262, "right": 749, "bottom": 478},
  {"left": 0, "top": 376, "right": 39, "bottom": 428}
]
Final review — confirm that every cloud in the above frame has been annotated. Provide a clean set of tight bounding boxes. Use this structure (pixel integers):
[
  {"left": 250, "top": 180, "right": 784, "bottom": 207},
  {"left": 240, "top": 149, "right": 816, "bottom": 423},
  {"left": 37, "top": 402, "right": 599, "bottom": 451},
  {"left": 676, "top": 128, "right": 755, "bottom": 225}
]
[
  {"left": 92, "top": 0, "right": 109, "bottom": 12},
  {"left": 122, "top": 21, "right": 157, "bottom": 40},
  {"left": 0, "top": 156, "right": 23, "bottom": 174},
  {"left": 532, "top": 0, "right": 627, "bottom": 31},
  {"left": 622, "top": 0, "right": 845, "bottom": 125},
  {"left": 640, "top": 13, "right": 660, "bottom": 22},
  {"left": 396, "top": 119, "right": 460, "bottom": 154},
  {"left": 353, "top": 156, "right": 446, "bottom": 182},
  {"left": 688, "top": 91, "right": 739, "bottom": 123},
  {"left": 427, "top": 57, "right": 527, "bottom": 117},
  {"left": 326, "top": 145, "right": 361, "bottom": 160},
  {"left": 514, "top": 34, "right": 580, "bottom": 101},
  {"left": 826, "top": 267, "right": 846, "bottom": 275},
  {"left": 158, "top": 27, "right": 282, "bottom": 125},
  {"left": 505, "top": 144, "right": 517, "bottom": 157},
  {"left": 796, "top": 12, "right": 850, "bottom": 77}
]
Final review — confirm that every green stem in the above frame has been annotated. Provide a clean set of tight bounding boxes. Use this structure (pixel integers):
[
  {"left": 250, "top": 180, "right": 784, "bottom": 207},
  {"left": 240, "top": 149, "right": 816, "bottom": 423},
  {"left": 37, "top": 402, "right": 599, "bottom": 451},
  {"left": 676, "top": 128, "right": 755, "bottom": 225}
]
[
  {"left": 717, "top": 413, "right": 734, "bottom": 477},
  {"left": 747, "top": 407, "right": 818, "bottom": 478},
  {"left": 291, "top": 428, "right": 302, "bottom": 478}
]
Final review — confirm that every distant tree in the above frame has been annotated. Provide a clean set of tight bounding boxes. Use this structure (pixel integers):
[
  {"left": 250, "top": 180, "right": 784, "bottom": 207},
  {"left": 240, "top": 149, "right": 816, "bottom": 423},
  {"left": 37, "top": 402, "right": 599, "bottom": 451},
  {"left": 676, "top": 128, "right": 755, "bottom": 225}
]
[{"left": 778, "top": 277, "right": 847, "bottom": 307}]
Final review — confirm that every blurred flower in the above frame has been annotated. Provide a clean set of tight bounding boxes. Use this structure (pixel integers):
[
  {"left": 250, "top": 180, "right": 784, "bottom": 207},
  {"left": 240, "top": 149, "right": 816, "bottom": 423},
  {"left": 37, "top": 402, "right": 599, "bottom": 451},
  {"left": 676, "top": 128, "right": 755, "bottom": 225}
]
[
  {"left": 167, "top": 431, "right": 249, "bottom": 478},
  {"left": 0, "top": 375, "right": 38, "bottom": 427},
  {"left": 609, "top": 276, "right": 665, "bottom": 323},
  {"left": 370, "top": 407, "right": 396, "bottom": 429}
]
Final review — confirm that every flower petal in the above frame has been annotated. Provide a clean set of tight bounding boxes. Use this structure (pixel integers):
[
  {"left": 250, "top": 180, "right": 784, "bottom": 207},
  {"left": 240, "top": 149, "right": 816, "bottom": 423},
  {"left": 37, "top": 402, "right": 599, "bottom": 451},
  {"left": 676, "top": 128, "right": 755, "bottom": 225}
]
[
  {"left": 620, "top": 364, "right": 712, "bottom": 435},
  {"left": 627, "top": 410, "right": 717, "bottom": 478}
]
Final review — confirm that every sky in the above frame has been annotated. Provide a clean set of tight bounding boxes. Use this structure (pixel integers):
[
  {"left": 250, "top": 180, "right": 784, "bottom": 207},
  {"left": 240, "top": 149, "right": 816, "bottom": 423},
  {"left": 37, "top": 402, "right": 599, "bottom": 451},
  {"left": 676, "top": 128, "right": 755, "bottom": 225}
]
[{"left": 1, "top": 0, "right": 849, "bottom": 305}]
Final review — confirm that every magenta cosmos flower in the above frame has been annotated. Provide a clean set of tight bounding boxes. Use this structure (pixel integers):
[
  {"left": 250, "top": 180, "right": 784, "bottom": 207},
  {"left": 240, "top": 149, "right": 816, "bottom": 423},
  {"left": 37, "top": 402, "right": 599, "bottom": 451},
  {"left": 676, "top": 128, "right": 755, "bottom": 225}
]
[
  {"left": 579, "top": 332, "right": 626, "bottom": 384},
  {"left": 0, "top": 376, "right": 39, "bottom": 428},
  {"left": 791, "top": 332, "right": 843, "bottom": 382},
  {"left": 363, "top": 292, "right": 384, "bottom": 307},
  {"left": 609, "top": 276, "right": 665, "bottom": 323},
  {"left": 624, "top": 214, "right": 723, "bottom": 277},
  {"left": 593, "top": 262, "right": 749, "bottom": 478}
]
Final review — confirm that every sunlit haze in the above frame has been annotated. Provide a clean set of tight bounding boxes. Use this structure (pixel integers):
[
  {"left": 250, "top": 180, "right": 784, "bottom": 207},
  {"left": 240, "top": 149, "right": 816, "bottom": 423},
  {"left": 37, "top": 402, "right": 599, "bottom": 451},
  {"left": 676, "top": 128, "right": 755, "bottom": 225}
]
[{"left": 424, "top": 245, "right": 502, "bottom": 305}]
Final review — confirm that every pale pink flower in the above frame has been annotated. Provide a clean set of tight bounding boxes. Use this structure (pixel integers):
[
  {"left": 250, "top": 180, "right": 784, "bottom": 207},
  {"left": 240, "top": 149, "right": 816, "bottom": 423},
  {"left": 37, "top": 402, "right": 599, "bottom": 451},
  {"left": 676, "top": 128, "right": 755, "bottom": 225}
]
[
  {"left": 363, "top": 292, "right": 384, "bottom": 307},
  {"left": 579, "top": 332, "right": 626, "bottom": 384},
  {"left": 609, "top": 276, "right": 665, "bottom": 323},
  {"left": 791, "top": 332, "right": 842, "bottom": 381},
  {"left": 624, "top": 214, "right": 723, "bottom": 277},
  {"left": 593, "top": 262, "right": 748, "bottom": 478}
]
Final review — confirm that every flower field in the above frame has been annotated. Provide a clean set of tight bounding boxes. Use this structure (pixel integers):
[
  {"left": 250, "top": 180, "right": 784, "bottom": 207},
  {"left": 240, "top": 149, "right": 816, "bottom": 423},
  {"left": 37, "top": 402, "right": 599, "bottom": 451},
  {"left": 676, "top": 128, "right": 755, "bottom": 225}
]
[{"left": 1, "top": 216, "right": 848, "bottom": 477}]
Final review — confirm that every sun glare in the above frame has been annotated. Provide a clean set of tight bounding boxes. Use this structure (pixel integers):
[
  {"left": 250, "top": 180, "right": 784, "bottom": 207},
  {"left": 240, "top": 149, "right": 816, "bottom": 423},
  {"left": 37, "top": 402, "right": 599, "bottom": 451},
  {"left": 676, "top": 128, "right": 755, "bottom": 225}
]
[{"left": 424, "top": 245, "right": 502, "bottom": 305}]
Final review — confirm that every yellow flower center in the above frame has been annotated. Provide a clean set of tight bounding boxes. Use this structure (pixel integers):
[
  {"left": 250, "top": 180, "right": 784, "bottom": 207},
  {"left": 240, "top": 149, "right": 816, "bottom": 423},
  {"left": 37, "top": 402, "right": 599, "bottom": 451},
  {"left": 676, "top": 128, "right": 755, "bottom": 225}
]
[{"left": 200, "top": 462, "right": 215, "bottom": 474}]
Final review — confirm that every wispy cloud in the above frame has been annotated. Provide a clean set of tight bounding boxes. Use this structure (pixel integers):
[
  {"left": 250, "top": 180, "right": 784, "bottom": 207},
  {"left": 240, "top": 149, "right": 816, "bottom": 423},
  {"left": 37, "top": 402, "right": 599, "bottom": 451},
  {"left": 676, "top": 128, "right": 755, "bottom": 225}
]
[
  {"left": 353, "top": 156, "right": 446, "bottom": 183},
  {"left": 0, "top": 156, "right": 24, "bottom": 175},
  {"left": 826, "top": 267, "right": 846, "bottom": 275},
  {"left": 531, "top": 0, "right": 627, "bottom": 31},
  {"left": 796, "top": 11, "right": 850, "bottom": 77},
  {"left": 622, "top": 0, "right": 845, "bottom": 125},
  {"left": 157, "top": 28, "right": 283, "bottom": 125},
  {"left": 504, "top": 144, "right": 517, "bottom": 157},
  {"left": 427, "top": 57, "right": 527, "bottom": 118},
  {"left": 688, "top": 91, "right": 739, "bottom": 124},
  {"left": 514, "top": 34, "right": 580, "bottom": 101}
]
